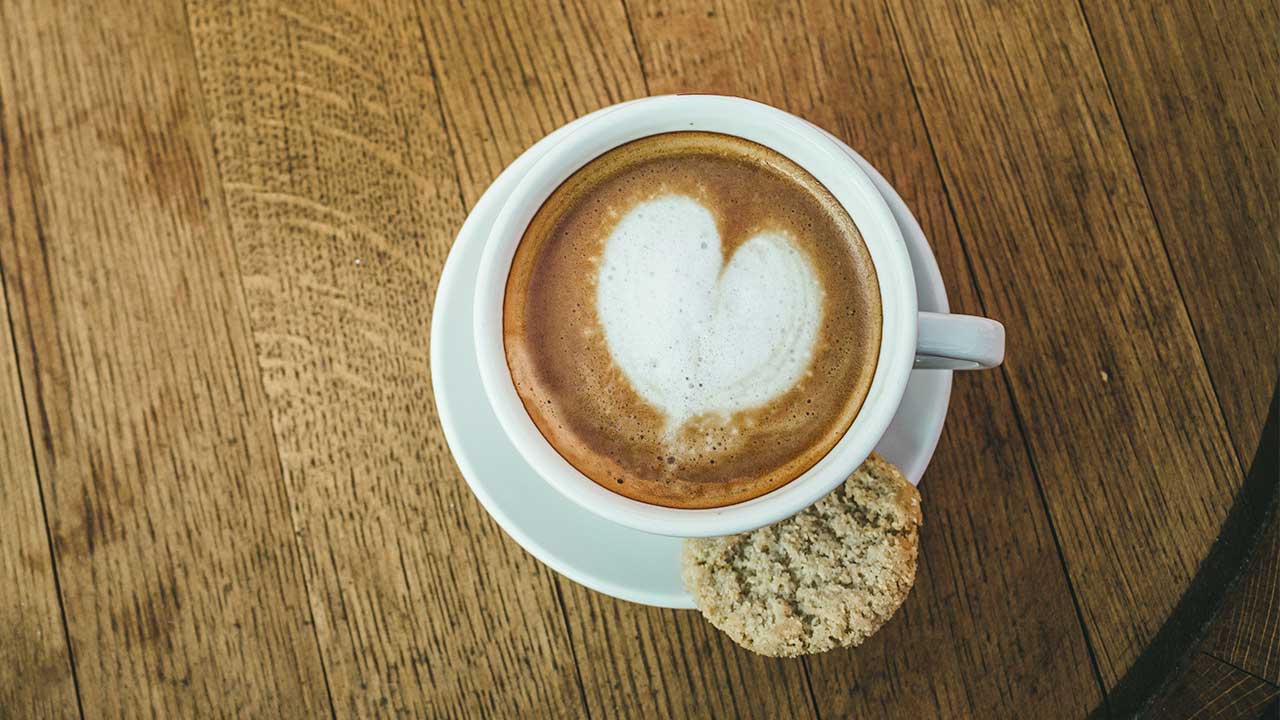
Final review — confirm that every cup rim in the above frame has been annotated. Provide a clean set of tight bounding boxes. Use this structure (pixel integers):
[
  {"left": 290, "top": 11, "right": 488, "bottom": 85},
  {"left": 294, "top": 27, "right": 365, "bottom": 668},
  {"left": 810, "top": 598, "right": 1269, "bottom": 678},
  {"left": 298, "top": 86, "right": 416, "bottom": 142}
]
[{"left": 473, "top": 95, "right": 917, "bottom": 537}]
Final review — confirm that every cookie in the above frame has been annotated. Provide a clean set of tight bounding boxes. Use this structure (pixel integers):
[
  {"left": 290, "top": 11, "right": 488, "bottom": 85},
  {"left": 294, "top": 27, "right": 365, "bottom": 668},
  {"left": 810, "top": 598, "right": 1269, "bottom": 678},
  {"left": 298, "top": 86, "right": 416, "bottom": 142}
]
[{"left": 682, "top": 453, "right": 922, "bottom": 657}]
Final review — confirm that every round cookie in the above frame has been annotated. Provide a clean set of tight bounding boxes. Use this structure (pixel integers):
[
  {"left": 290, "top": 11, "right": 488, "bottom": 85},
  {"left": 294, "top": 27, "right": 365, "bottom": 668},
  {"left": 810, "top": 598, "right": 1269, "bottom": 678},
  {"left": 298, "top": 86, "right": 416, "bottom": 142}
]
[{"left": 682, "top": 453, "right": 922, "bottom": 657}]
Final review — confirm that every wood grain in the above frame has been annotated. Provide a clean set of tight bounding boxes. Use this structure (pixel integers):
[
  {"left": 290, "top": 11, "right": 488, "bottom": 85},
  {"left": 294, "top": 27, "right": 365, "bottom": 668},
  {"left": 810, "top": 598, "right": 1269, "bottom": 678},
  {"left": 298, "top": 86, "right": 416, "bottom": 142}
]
[
  {"left": 1143, "top": 653, "right": 1279, "bottom": 720},
  {"left": 1176, "top": 392, "right": 1279, "bottom": 714},
  {"left": 1080, "top": 0, "right": 1280, "bottom": 466},
  {"left": 0, "top": 0, "right": 330, "bottom": 714},
  {"left": 1208, "top": 504, "right": 1280, "bottom": 686},
  {"left": 415, "top": 2, "right": 822, "bottom": 716},
  {"left": 419, "top": 0, "right": 646, "bottom": 206},
  {"left": 1083, "top": 0, "right": 1280, "bottom": 690},
  {"left": 561, "top": 583, "right": 818, "bottom": 719},
  {"left": 183, "top": 0, "right": 589, "bottom": 715},
  {"left": 886, "top": 0, "right": 1242, "bottom": 692},
  {"left": 0, "top": 270, "right": 78, "bottom": 716},
  {"left": 625, "top": 0, "right": 1104, "bottom": 715},
  {"left": 0, "top": 0, "right": 1274, "bottom": 715}
]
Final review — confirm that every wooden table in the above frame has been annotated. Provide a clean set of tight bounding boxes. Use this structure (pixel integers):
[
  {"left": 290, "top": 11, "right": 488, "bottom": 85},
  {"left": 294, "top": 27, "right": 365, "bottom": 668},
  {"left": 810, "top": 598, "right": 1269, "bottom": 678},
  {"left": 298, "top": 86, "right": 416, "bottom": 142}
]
[{"left": 1, "top": 1, "right": 1276, "bottom": 717}]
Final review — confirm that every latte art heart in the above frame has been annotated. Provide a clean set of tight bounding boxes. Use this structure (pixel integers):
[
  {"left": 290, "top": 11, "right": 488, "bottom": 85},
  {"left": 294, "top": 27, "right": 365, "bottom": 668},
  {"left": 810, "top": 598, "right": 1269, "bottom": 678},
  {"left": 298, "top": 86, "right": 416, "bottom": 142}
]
[
  {"left": 504, "top": 131, "right": 881, "bottom": 508},
  {"left": 596, "top": 195, "right": 823, "bottom": 431}
]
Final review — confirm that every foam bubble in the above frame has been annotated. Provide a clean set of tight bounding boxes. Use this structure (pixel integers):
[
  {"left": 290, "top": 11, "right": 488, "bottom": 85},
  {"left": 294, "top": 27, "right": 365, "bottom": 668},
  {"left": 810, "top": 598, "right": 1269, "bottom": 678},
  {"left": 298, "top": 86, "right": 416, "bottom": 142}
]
[{"left": 596, "top": 194, "right": 822, "bottom": 433}]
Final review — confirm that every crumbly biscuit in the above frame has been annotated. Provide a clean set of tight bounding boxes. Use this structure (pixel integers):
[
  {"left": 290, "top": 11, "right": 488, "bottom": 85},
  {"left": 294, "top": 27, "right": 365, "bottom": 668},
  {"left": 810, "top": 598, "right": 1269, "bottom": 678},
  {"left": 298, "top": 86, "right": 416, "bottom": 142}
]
[{"left": 682, "top": 453, "right": 921, "bottom": 657}]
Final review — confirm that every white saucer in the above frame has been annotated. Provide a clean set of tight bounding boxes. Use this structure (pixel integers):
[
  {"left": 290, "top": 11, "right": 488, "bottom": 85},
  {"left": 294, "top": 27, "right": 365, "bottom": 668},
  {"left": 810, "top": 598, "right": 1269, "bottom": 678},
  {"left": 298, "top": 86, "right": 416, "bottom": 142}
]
[{"left": 430, "top": 106, "right": 953, "bottom": 609}]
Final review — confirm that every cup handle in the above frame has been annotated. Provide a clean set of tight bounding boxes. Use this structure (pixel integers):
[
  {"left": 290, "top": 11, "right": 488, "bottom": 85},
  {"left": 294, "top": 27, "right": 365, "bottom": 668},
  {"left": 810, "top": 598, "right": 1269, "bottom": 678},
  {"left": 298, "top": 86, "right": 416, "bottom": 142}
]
[{"left": 915, "top": 311, "right": 1005, "bottom": 369}]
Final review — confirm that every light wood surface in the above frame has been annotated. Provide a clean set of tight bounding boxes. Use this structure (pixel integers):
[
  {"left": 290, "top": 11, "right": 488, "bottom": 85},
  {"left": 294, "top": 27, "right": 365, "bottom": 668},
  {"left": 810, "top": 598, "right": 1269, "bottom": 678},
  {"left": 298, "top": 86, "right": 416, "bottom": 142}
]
[
  {"left": 0, "top": 0, "right": 331, "bottom": 714},
  {"left": 0, "top": 0, "right": 333, "bottom": 714},
  {"left": 186, "top": 1, "right": 585, "bottom": 715},
  {"left": 0, "top": 257, "right": 77, "bottom": 717},
  {"left": 1, "top": 0, "right": 1276, "bottom": 717}
]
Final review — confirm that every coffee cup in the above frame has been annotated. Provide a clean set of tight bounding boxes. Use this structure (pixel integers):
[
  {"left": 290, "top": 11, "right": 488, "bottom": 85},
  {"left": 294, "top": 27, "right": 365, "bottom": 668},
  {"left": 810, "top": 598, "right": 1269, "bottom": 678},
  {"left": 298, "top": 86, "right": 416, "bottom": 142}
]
[{"left": 473, "top": 95, "right": 1003, "bottom": 537}]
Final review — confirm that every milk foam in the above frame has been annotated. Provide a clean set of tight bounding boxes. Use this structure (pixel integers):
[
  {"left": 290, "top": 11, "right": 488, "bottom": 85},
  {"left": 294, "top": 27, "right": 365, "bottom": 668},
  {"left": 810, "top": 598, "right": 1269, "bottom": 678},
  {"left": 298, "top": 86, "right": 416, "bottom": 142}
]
[{"left": 596, "top": 194, "right": 822, "bottom": 432}]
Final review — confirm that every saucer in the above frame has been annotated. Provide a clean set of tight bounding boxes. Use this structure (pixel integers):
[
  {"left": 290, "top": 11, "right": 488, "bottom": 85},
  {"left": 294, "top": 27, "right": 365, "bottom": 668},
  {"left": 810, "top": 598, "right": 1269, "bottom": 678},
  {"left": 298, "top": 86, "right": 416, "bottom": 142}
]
[{"left": 430, "top": 105, "right": 952, "bottom": 609}]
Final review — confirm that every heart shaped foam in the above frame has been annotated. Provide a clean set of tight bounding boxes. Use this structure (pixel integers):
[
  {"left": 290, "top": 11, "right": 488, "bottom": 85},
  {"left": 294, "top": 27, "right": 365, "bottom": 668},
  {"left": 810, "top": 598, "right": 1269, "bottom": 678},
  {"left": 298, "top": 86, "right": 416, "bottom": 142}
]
[{"left": 596, "top": 195, "right": 822, "bottom": 432}]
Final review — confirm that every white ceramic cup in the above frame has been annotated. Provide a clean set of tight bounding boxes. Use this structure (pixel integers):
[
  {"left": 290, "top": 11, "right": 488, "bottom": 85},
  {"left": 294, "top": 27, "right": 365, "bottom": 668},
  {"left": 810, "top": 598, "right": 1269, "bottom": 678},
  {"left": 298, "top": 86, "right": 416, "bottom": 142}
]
[{"left": 473, "top": 95, "right": 1004, "bottom": 537}]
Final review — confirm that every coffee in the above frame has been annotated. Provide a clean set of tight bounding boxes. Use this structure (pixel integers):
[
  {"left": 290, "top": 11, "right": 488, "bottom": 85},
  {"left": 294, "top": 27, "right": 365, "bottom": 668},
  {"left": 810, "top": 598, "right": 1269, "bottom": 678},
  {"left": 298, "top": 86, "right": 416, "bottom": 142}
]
[{"left": 504, "top": 132, "right": 881, "bottom": 509}]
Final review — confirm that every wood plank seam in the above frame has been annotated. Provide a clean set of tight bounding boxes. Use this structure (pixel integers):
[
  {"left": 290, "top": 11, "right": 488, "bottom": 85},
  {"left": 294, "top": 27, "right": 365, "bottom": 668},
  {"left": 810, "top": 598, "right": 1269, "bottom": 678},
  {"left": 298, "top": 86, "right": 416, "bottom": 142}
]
[
  {"left": 3, "top": 0, "right": 337, "bottom": 707},
  {"left": 0, "top": 0, "right": 1260, "bottom": 714},
  {"left": 411, "top": 4, "right": 596, "bottom": 716},
  {"left": 175, "top": 3, "right": 340, "bottom": 716},
  {"left": 0, "top": 173, "right": 85, "bottom": 718},
  {"left": 1119, "top": 382, "right": 1280, "bottom": 715},
  {"left": 411, "top": 5, "right": 595, "bottom": 713},
  {"left": 612, "top": 2, "right": 821, "bottom": 714},
  {"left": 612, "top": 3, "right": 820, "bottom": 712},
  {"left": 228, "top": 4, "right": 436, "bottom": 709},
  {"left": 1204, "top": 407, "right": 1280, "bottom": 678},
  {"left": 991, "top": 352, "right": 1115, "bottom": 716},
  {"left": 887, "top": 0, "right": 1267, "bottom": 703},
  {"left": 1077, "top": 2, "right": 1278, "bottom": 701},
  {"left": 412, "top": 15, "right": 470, "bottom": 216},
  {"left": 617, "top": 0, "right": 653, "bottom": 96},
  {"left": 921, "top": 198, "right": 1116, "bottom": 711},
  {"left": 1203, "top": 651, "right": 1280, "bottom": 692},
  {"left": 418, "top": 3, "right": 820, "bottom": 715},
  {"left": 797, "top": 657, "right": 824, "bottom": 720},
  {"left": 1077, "top": 0, "right": 1279, "bottom": 472},
  {"left": 1142, "top": 651, "right": 1280, "bottom": 719},
  {"left": 414, "top": 6, "right": 600, "bottom": 716},
  {"left": 551, "top": 581, "right": 596, "bottom": 720},
  {"left": 1074, "top": 0, "right": 1249, "bottom": 478},
  {"left": 885, "top": 0, "right": 1248, "bottom": 705},
  {"left": 187, "top": 0, "right": 601, "bottom": 711},
  {"left": 878, "top": 1, "right": 1114, "bottom": 712},
  {"left": 611, "top": 1, "right": 1104, "bottom": 714}
]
